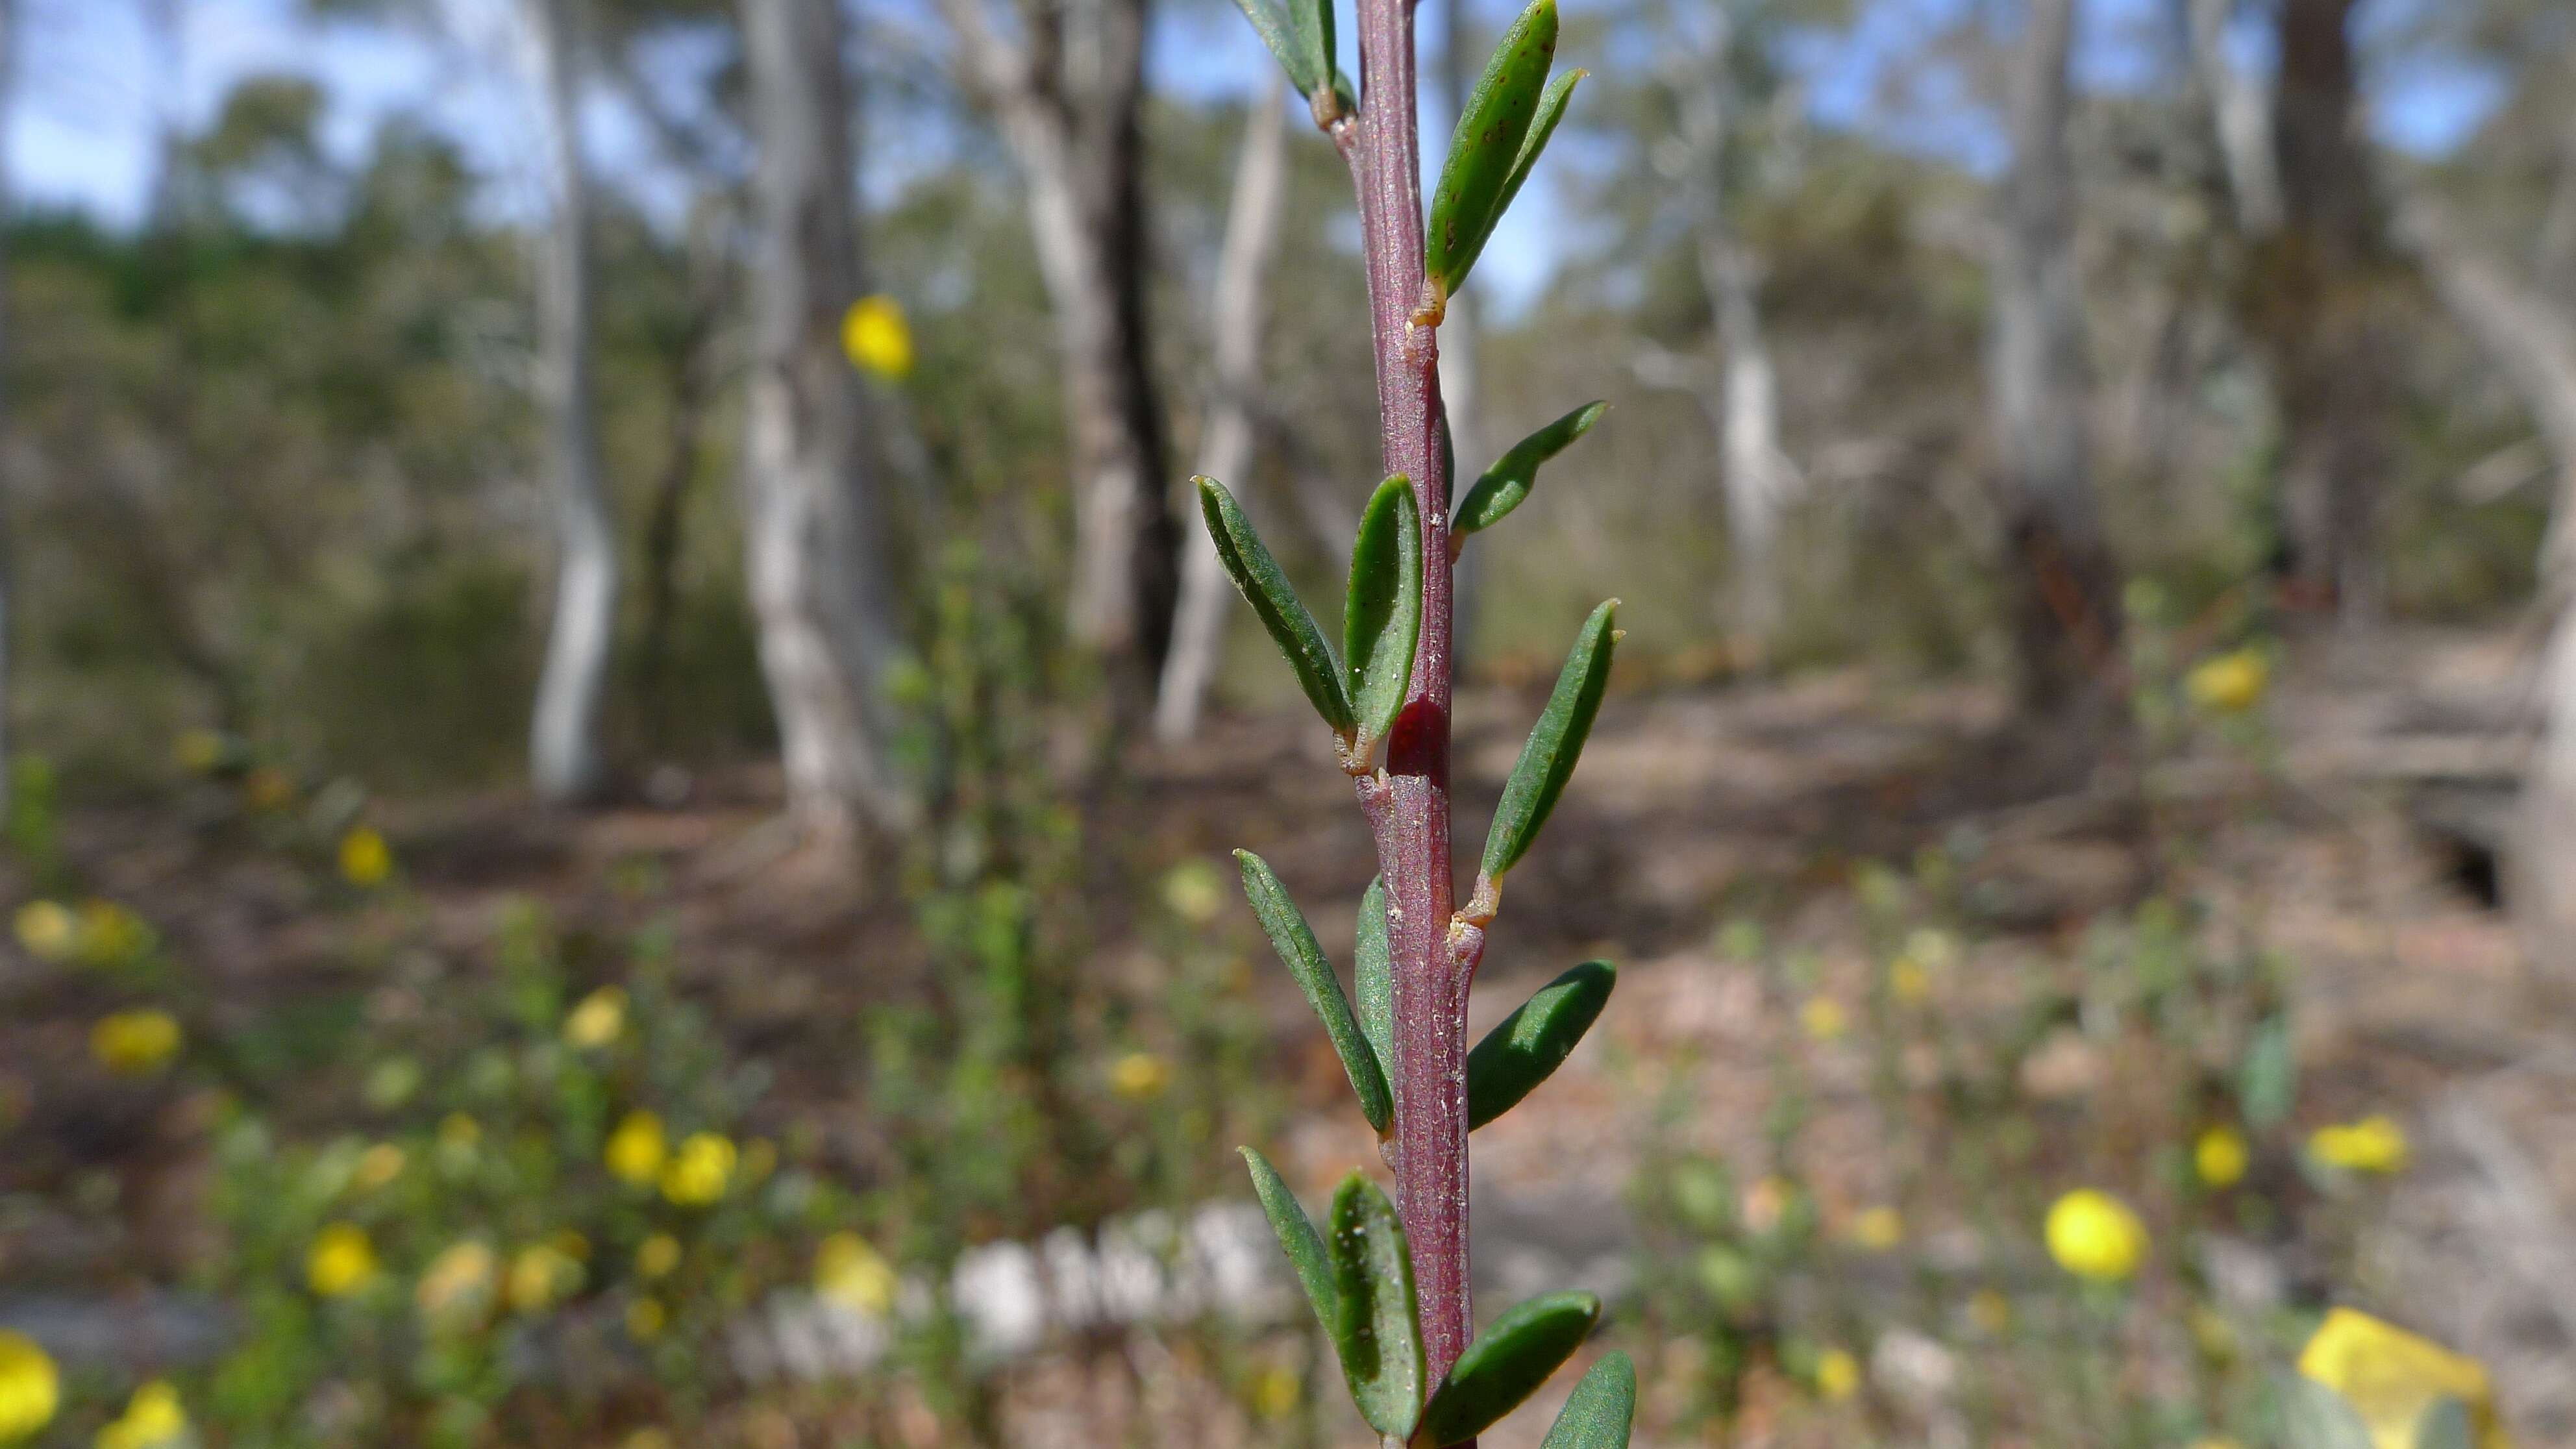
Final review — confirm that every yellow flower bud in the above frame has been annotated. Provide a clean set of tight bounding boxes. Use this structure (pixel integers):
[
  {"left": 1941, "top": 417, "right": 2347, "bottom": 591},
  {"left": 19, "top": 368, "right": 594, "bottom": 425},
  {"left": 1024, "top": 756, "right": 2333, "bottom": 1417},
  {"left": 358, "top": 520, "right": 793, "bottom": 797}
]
[
  {"left": 1848, "top": 1206, "right": 1904, "bottom": 1252},
  {"left": 2045, "top": 1189, "right": 2148, "bottom": 1283},
  {"left": 0, "top": 1330, "right": 59, "bottom": 1443},
  {"left": 563, "top": 987, "right": 627, "bottom": 1049},
  {"left": 841, "top": 295, "right": 914, "bottom": 381},
  {"left": 635, "top": 1233, "right": 682, "bottom": 1280},
  {"left": 1109, "top": 1051, "right": 1172, "bottom": 1102},
  {"left": 1800, "top": 995, "right": 1848, "bottom": 1042},
  {"left": 2195, "top": 1124, "right": 2250, "bottom": 1188},
  {"left": 95, "top": 1377, "right": 188, "bottom": 1449},
  {"left": 14, "top": 900, "right": 76, "bottom": 961},
  {"left": 1814, "top": 1346, "right": 1861, "bottom": 1400},
  {"left": 2309, "top": 1115, "right": 2409, "bottom": 1174},
  {"left": 307, "top": 1222, "right": 380, "bottom": 1297},
  {"left": 606, "top": 1111, "right": 668, "bottom": 1187},
  {"left": 90, "top": 1010, "right": 182, "bottom": 1077},
  {"left": 338, "top": 827, "right": 392, "bottom": 887},
  {"left": 2186, "top": 648, "right": 2270, "bottom": 713},
  {"left": 815, "top": 1231, "right": 896, "bottom": 1315},
  {"left": 659, "top": 1132, "right": 736, "bottom": 1206}
]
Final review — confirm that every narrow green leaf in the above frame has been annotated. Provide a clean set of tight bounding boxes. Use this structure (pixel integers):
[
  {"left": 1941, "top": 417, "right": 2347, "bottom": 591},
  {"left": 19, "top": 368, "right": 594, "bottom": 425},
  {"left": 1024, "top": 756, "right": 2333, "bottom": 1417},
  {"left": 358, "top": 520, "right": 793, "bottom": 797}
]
[
  {"left": 1455, "top": 401, "right": 1609, "bottom": 539},
  {"left": 1419, "top": 1291, "right": 1601, "bottom": 1446},
  {"left": 1425, "top": 0, "right": 1559, "bottom": 300},
  {"left": 1235, "top": 850, "right": 1392, "bottom": 1133},
  {"left": 1328, "top": 1174, "right": 1424, "bottom": 1439},
  {"left": 1467, "top": 961, "right": 1615, "bottom": 1130},
  {"left": 1481, "top": 601, "right": 1620, "bottom": 884},
  {"left": 1230, "top": 0, "right": 1324, "bottom": 95},
  {"left": 1240, "top": 1146, "right": 1336, "bottom": 1333},
  {"left": 2278, "top": 1375, "right": 2375, "bottom": 1449},
  {"left": 1356, "top": 876, "right": 1394, "bottom": 1089},
  {"left": 1286, "top": 0, "right": 1332, "bottom": 103},
  {"left": 1455, "top": 68, "right": 1585, "bottom": 287},
  {"left": 1344, "top": 476, "right": 1422, "bottom": 753},
  {"left": 2414, "top": 1397, "right": 2475, "bottom": 1449},
  {"left": 1198, "top": 477, "right": 1354, "bottom": 736},
  {"left": 1539, "top": 1352, "right": 1637, "bottom": 1448}
]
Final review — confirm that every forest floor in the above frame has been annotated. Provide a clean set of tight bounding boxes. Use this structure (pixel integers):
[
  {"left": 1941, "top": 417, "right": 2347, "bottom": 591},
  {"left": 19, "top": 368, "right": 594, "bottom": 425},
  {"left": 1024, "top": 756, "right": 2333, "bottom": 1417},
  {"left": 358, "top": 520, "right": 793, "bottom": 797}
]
[{"left": 6, "top": 623, "right": 2574, "bottom": 1446}]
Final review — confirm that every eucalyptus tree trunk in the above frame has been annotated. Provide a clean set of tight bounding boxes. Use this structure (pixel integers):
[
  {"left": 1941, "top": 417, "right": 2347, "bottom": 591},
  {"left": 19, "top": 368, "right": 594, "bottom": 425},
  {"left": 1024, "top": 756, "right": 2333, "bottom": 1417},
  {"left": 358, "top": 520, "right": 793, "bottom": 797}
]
[
  {"left": 2404, "top": 204, "right": 2576, "bottom": 976},
  {"left": 1156, "top": 76, "right": 1290, "bottom": 743},
  {"left": 739, "top": 0, "right": 914, "bottom": 843},
  {"left": 2185, "top": 0, "right": 2281, "bottom": 237},
  {"left": 0, "top": 0, "right": 13, "bottom": 819},
  {"left": 1994, "top": 0, "right": 2122, "bottom": 719},
  {"left": 525, "top": 0, "right": 619, "bottom": 804},
  {"left": 939, "top": 0, "right": 1177, "bottom": 710},
  {"left": 2259, "top": 0, "right": 2390, "bottom": 619}
]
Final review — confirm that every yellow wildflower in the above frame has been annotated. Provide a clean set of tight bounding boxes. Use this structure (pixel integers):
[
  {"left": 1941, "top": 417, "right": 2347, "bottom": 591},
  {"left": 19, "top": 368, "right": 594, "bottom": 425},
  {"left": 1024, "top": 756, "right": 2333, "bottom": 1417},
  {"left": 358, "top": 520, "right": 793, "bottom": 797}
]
[
  {"left": 606, "top": 1111, "right": 667, "bottom": 1187},
  {"left": 0, "top": 1330, "right": 58, "bottom": 1443},
  {"left": 416, "top": 1240, "right": 498, "bottom": 1322},
  {"left": 815, "top": 1231, "right": 896, "bottom": 1315},
  {"left": 351, "top": 1143, "right": 406, "bottom": 1192},
  {"left": 625, "top": 1296, "right": 666, "bottom": 1341},
  {"left": 1109, "top": 1051, "right": 1172, "bottom": 1102},
  {"left": 95, "top": 1378, "right": 186, "bottom": 1449},
  {"left": 2310, "top": 1116, "right": 2410, "bottom": 1174},
  {"left": 90, "top": 1009, "right": 182, "bottom": 1076},
  {"left": 1159, "top": 860, "right": 1226, "bottom": 924},
  {"left": 1968, "top": 1289, "right": 2012, "bottom": 1335},
  {"left": 1814, "top": 1347, "right": 1862, "bottom": 1400},
  {"left": 660, "top": 1132, "right": 737, "bottom": 1206},
  {"left": 76, "top": 901, "right": 151, "bottom": 967},
  {"left": 173, "top": 729, "right": 227, "bottom": 776},
  {"left": 563, "top": 986, "right": 627, "bottom": 1049},
  {"left": 1800, "top": 995, "right": 1848, "bottom": 1042},
  {"left": 841, "top": 295, "right": 914, "bottom": 381},
  {"left": 1887, "top": 955, "right": 1932, "bottom": 1006},
  {"left": 2297, "top": 1307, "right": 2507, "bottom": 1449},
  {"left": 2196, "top": 1124, "right": 2250, "bottom": 1188},
  {"left": 635, "top": 1233, "right": 682, "bottom": 1280},
  {"left": 1250, "top": 1362, "right": 1302, "bottom": 1419},
  {"left": 2186, "top": 648, "right": 2270, "bottom": 713},
  {"left": 14, "top": 900, "right": 76, "bottom": 961},
  {"left": 1848, "top": 1206, "right": 1904, "bottom": 1251},
  {"left": 243, "top": 767, "right": 296, "bottom": 811},
  {"left": 507, "top": 1242, "right": 584, "bottom": 1314},
  {"left": 307, "top": 1222, "right": 379, "bottom": 1297},
  {"left": 338, "top": 826, "right": 392, "bottom": 887},
  {"left": 2045, "top": 1189, "right": 2148, "bottom": 1283}
]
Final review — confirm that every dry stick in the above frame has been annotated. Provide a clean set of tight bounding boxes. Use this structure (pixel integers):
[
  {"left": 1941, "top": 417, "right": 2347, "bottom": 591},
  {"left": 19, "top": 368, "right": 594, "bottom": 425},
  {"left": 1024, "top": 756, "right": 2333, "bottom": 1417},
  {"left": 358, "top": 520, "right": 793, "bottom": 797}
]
[{"left": 1340, "top": 0, "right": 1480, "bottom": 1398}]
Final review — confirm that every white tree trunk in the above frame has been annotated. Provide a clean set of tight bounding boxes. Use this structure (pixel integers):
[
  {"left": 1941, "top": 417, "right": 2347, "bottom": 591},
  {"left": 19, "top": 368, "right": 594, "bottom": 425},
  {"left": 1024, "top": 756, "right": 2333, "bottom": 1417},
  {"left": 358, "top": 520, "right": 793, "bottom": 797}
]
[
  {"left": 0, "top": 0, "right": 13, "bottom": 817},
  {"left": 2405, "top": 203, "right": 2576, "bottom": 973},
  {"left": 525, "top": 0, "right": 618, "bottom": 804},
  {"left": 2186, "top": 0, "right": 2281, "bottom": 237},
  {"left": 1702, "top": 234, "right": 1791, "bottom": 647},
  {"left": 739, "top": 0, "right": 914, "bottom": 841},
  {"left": 1156, "top": 75, "right": 1289, "bottom": 743}
]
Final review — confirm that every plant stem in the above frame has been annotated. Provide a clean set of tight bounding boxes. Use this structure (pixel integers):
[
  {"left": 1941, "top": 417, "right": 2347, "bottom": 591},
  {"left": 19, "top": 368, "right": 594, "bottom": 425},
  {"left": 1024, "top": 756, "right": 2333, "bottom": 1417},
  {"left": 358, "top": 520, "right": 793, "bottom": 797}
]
[{"left": 1346, "top": 0, "right": 1478, "bottom": 1398}]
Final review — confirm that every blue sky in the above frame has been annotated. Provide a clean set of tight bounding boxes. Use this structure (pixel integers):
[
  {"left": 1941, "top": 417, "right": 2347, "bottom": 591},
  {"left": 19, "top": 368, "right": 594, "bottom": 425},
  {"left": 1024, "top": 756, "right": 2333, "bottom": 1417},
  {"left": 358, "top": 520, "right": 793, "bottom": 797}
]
[{"left": 3, "top": 0, "right": 2511, "bottom": 310}]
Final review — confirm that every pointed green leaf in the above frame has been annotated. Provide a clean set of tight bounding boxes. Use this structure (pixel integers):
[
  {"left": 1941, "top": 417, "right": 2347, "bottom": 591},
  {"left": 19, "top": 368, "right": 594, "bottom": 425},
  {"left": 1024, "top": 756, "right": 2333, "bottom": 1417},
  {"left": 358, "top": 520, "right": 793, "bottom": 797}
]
[
  {"left": 1241, "top": 1146, "right": 1337, "bottom": 1333},
  {"left": 1328, "top": 1173, "right": 1424, "bottom": 1439},
  {"left": 2279, "top": 1375, "right": 2375, "bottom": 1449},
  {"left": 1419, "top": 1291, "right": 1602, "bottom": 1446},
  {"left": 1539, "top": 1352, "right": 1637, "bottom": 1448},
  {"left": 1457, "top": 68, "right": 1585, "bottom": 287},
  {"left": 1231, "top": 0, "right": 1324, "bottom": 95},
  {"left": 1198, "top": 477, "right": 1354, "bottom": 736},
  {"left": 1345, "top": 475, "right": 1422, "bottom": 753},
  {"left": 2414, "top": 1397, "right": 2475, "bottom": 1449},
  {"left": 1481, "top": 601, "right": 1619, "bottom": 884},
  {"left": 1455, "top": 401, "right": 1608, "bottom": 538},
  {"left": 1236, "top": 850, "right": 1391, "bottom": 1133},
  {"left": 1286, "top": 0, "right": 1332, "bottom": 103},
  {"left": 1355, "top": 876, "right": 1394, "bottom": 1090},
  {"left": 1467, "top": 960, "right": 1615, "bottom": 1130},
  {"left": 1425, "top": 0, "right": 1559, "bottom": 301}
]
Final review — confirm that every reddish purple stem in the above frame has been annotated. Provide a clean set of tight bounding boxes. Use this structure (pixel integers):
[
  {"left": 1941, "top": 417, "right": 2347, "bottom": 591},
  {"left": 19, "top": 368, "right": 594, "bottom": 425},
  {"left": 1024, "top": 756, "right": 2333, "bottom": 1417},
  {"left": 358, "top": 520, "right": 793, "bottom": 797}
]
[{"left": 1343, "top": 0, "right": 1479, "bottom": 1404}]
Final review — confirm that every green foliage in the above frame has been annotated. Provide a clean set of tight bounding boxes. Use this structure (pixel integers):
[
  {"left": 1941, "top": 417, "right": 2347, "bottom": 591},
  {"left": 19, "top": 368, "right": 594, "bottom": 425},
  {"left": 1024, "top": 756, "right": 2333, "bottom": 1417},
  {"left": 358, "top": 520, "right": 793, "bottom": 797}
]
[
  {"left": 1198, "top": 476, "right": 1356, "bottom": 738},
  {"left": 1327, "top": 1173, "right": 1424, "bottom": 1439},
  {"left": 1417, "top": 1290, "right": 1602, "bottom": 1444},
  {"left": 1454, "top": 401, "right": 1609, "bottom": 539},
  {"left": 2415, "top": 1396, "right": 2477, "bottom": 1449},
  {"left": 1354, "top": 876, "right": 1395, "bottom": 1089},
  {"left": 1234, "top": 0, "right": 1335, "bottom": 101},
  {"left": 2279, "top": 1375, "right": 2377, "bottom": 1449},
  {"left": 1344, "top": 475, "right": 1424, "bottom": 757},
  {"left": 1235, "top": 849, "right": 1392, "bottom": 1133},
  {"left": 1426, "top": 0, "right": 1566, "bottom": 303},
  {"left": 1541, "top": 1352, "right": 1638, "bottom": 1448},
  {"left": 1480, "top": 600, "right": 1619, "bottom": 886},
  {"left": 1465, "top": 960, "right": 1615, "bottom": 1130},
  {"left": 1241, "top": 1146, "right": 1338, "bottom": 1333}
]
